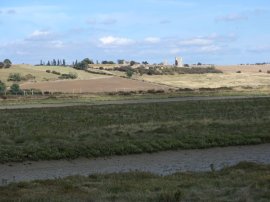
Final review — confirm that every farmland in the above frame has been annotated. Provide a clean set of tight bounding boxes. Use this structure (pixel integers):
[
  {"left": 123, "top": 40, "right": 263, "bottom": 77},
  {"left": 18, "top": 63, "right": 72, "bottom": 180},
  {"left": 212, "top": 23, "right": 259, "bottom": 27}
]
[
  {"left": 137, "top": 72, "right": 270, "bottom": 90},
  {"left": 21, "top": 76, "right": 168, "bottom": 93},
  {"left": 0, "top": 162, "right": 269, "bottom": 201},
  {"left": 0, "top": 97, "right": 270, "bottom": 162}
]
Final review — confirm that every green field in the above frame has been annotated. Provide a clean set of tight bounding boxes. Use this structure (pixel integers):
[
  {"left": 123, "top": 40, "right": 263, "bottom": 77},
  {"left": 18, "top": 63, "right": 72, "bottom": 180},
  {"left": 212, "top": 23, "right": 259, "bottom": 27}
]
[
  {"left": 0, "top": 162, "right": 269, "bottom": 201},
  {"left": 0, "top": 98, "right": 270, "bottom": 162}
]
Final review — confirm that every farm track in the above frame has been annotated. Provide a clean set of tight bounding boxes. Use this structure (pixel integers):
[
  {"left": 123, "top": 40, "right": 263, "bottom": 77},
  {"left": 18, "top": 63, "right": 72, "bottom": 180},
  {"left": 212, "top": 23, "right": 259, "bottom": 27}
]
[
  {"left": 1, "top": 144, "right": 270, "bottom": 184},
  {"left": 0, "top": 95, "right": 270, "bottom": 110}
]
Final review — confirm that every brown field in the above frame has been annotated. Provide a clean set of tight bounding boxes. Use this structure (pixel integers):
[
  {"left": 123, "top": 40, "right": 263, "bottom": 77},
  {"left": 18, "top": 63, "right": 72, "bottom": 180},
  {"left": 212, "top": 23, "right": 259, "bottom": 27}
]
[{"left": 21, "top": 77, "right": 168, "bottom": 93}]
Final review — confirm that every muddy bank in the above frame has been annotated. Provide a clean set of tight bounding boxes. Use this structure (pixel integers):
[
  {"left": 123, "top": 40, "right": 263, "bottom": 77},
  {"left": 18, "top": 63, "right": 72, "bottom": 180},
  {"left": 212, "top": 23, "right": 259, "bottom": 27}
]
[{"left": 1, "top": 144, "right": 270, "bottom": 185}]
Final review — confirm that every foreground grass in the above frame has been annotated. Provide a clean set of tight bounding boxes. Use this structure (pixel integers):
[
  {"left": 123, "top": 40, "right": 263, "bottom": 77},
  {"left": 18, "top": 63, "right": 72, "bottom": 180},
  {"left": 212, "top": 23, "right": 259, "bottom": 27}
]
[
  {"left": 0, "top": 162, "right": 269, "bottom": 201},
  {"left": 0, "top": 98, "right": 270, "bottom": 162}
]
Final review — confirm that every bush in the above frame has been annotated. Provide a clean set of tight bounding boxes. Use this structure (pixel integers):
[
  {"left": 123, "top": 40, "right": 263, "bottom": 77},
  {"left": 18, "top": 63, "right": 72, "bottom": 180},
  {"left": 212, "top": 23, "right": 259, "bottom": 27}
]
[
  {"left": 52, "top": 71, "right": 61, "bottom": 75},
  {"left": 23, "top": 74, "right": 36, "bottom": 81},
  {"left": 267, "top": 71, "right": 270, "bottom": 74},
  {"left": 8, "top": 73, "right": 23, "bottom": 82},
  {"left": 236, "top": 71, "right": 241, "bottom": 73},
  {"left": 126, "top": 69, "right": 134, "bottom": 78},
  {"left": 10, "top": 83, "right": 22, "bottom": 95},
  {"left": 0, "top": 80, "right": 6, "bottom": 94},
  {"left": 0, "top": 62, "right": 4, "bottom": 69},
  {"left": 59, "top": 73, "right": 78, "bottom": 79},
  {"left": 46, "top": 70, "right": 51, "bottom": 73}
]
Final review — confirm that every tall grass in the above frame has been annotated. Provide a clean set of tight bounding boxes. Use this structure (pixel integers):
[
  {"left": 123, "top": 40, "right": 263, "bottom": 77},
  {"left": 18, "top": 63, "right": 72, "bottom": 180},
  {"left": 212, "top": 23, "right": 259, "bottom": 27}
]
[{"left": 0, "top": 98, "right": 270, "bottom": 162}]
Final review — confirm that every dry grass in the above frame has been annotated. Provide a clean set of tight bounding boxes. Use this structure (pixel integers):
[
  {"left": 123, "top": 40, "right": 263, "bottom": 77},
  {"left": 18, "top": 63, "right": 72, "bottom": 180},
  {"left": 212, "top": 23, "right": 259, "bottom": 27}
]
[
  {"left": 217, "top": 65, "right": 270, "bottom": 73},
  {"left": 0, "top": 65, "right": 110, "bottom": 86},
  {"left": 22, "top": 65, "right": 110, "bottom": 80},
  {"left": 139, "top": 73, "right": 270, "bottom": 89}
]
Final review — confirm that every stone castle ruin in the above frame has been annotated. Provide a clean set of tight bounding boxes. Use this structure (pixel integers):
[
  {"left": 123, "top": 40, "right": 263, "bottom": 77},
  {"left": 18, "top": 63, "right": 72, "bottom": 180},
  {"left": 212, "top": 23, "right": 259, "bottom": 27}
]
[{"left": 175, "top": 57, "right": 184, "bottom": 67}]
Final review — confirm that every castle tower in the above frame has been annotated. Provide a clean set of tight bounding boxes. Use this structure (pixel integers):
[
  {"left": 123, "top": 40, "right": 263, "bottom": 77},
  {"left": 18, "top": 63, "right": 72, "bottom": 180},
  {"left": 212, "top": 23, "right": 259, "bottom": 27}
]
[{"left": 175, "top": 57, "right": 183, "bottom": 67}]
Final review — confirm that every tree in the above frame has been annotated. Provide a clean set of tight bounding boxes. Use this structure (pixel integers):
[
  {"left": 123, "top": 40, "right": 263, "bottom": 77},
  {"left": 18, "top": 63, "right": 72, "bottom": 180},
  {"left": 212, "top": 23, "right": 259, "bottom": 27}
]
[
  {"left": 3, "top": 59, "right": 12, "bottom": 68},
  {"left": 82, "top": 58, "right": 94, "bottom": 64},
  {"left": 118, "top": 59, "right": 125, "bottom": 65},
  {"left": 0, "top": 62, "right": 4, "bottom": 69},
  {"left": 142, "top": 61, "right": 148, "bottom": 65},
  {"left": 47, "top": 61, "right": 51, "bottom": 66},
  {"left": 63, "top": 59, "right": 66, "bottom": 66},
  {"left": 57, "top": 59, "right": 60, "bottom": 66},
  {"left": 130, "top": 61, "right": 136, "bottom": 66},
  {"left": 53, "top": 59, "right": 57, "bottom": 66},
  {"left": 0, "top": 81, "right": 6, "bottom": 95},
  {"left": 10, "top": 83, "right": 22, "bottom": 95},
  {"left": 126, "top": 69, "right": 133, "bottom": 78}
]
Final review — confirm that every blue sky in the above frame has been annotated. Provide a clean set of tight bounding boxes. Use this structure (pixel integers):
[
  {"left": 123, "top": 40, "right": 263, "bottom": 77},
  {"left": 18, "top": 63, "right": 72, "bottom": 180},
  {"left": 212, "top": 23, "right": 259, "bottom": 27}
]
[{"left": 0, "top": 0, "right": 270, "bottom": 65}]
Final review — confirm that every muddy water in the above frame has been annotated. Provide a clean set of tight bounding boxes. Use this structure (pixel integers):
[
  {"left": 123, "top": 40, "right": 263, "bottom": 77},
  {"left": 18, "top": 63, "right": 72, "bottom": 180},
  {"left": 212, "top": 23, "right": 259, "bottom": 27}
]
[{"left": 0, "top": 144, "right": 270, "bottom": 185}]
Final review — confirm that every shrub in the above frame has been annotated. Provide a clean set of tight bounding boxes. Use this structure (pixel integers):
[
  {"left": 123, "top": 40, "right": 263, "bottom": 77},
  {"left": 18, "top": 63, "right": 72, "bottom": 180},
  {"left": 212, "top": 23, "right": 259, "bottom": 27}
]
[
  {"left": 59, "top": 73, "right": 78, "bottom": 79},
  {"left": 0, "top": 62, "right": 4, "bottom": 69},
  {"left": 23, "top": 74, "right": 36, "bottom": 81},
  {"left": 236, "top": 71, "right": 241, "bottom": 73},
  {"left": 126, "top": 69, "right": 134, "bottom": 78},
  {"left": 46, "top": 70, "right": 51, "bottom": 73},
  {"left": 8, "top": 73, "right": 23, "bottom": 82},
  {"left": 0, "top": 80, "right": 6, "bottom": 94},
  {"left": 259, "top": 69, "right": 262, "bottom": 73},
  {"left": 52, "top": 71, "right": 61, "bottom": 75},
  {"left": 10, "top": 83, "right": 22, "bottom": 95},
  {"left": 267, "top": 70, "right": 270, "bottom": 74}
]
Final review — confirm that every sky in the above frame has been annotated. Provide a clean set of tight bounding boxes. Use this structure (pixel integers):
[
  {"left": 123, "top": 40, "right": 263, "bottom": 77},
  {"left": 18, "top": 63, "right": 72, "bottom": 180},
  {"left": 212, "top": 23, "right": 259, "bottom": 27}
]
[{"left": 0, "top": 0, "right": 270, "bottom": 65}]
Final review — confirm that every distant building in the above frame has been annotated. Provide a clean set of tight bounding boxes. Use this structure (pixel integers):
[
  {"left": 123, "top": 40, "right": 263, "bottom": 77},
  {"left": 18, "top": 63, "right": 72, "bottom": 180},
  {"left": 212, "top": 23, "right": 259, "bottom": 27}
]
[{"left": 175, "top": 57, "right": 183, "bottom": 67}]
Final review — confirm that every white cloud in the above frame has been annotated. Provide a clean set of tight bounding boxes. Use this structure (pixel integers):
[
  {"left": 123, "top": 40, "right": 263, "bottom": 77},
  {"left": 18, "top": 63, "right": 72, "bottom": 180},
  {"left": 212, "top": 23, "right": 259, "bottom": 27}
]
[
  {"left": 49, "top": 40, "right": 65, "bottom": 49},
  {"left": 99, "top": 36, "right": 135, "bottom": 46},
  {"left": 144, "top": 37, "right": 161, "bottom": 44},
  {"left": 216, "top": 13, "right": 248, "bottom": 22},
  {"left": 26, "top": 30, "right": 54, "bottom": 41},
  {"left": 179, "top": 38, "right": 213, "bottom": 46},
  {"left": 247, "top": 46, "right": 270, "bottom": 53},
  {"left": 198, "top": 45, "right": 221, "bottom": 53}
]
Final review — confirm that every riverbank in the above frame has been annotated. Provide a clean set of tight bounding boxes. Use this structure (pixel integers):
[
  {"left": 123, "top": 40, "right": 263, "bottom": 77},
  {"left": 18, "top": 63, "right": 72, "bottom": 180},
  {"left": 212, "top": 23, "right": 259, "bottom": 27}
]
[
  {"left": 1, "top": 144, "right": 270, "bottom": 184},
  {"left": 0, "top": 162, "right": 269, "bottom": 201}
]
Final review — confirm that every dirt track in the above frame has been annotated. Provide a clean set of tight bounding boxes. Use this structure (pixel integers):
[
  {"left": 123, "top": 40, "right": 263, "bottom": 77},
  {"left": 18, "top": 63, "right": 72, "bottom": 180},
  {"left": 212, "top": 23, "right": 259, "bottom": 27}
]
[
  {"left": 0, "top": 95, "right": 269, "bottom": 110},
  {"left": 1, "top": 144, "right": 270, "bottom": 185}
]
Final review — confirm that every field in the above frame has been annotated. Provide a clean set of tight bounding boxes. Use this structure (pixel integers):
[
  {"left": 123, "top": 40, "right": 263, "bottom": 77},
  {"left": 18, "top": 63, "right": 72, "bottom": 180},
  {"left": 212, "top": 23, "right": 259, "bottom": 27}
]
[
  {"left": 0, "top": 97, "right": 270, "bottom": 162},
  {"left": 0, "top": 65, "right": 110, "bottom": 86},
  {"left": 217, "top": 64, "right": 270, "bottom": 73},
  {"left": 138, "top": 72, "right": 270, "bottom": 90},
  {"left": 21, "top": 77, "right": 168, "bottom": 93},
  {"left": 0, "top": 162, "right": 269, "bottom": 201}
]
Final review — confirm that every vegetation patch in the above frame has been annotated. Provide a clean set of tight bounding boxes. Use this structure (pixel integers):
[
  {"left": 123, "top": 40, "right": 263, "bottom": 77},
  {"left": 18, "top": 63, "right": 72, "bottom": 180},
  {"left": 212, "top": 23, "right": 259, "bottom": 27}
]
[
  {"left": 0, "top": 162, "right": 269, "bottom": 201},
  {"left": 0, "top": 98, "right": 270, "bottom": 162}
]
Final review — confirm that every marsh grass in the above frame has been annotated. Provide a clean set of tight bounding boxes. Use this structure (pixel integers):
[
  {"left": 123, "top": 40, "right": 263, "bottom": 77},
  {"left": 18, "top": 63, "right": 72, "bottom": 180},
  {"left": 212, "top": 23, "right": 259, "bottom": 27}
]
[
  {"left": 0, "top": 162, "right": 269, "bottom": 201},
  {"left": 0, "top": 98, "right": 270, "bottom": 162}
]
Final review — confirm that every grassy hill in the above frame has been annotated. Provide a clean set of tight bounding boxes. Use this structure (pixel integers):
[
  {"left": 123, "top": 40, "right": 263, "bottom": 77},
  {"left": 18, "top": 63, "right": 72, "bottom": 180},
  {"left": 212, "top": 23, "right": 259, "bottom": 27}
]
[{"left": 0, "top": 64, "right": 110, "bottom": 86}]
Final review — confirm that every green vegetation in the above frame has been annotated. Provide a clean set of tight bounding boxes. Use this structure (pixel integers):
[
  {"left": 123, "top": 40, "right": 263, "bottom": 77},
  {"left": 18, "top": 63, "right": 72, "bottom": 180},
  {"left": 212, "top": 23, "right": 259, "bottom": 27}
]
[
  {"left": 0, "top": 80, "right": 6, "bottom": 95},
  {"left": 7, "top": 73, "right": 36, "bottom": 82},
  {"left": 0, "top": 162, "right": 269, "bottom": 201},
  {"left": 0, "top": 98, "right": 270, "bottom": 162},
  {"left": 0, "top": 59, "right": 12, "bottom": 69}
]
